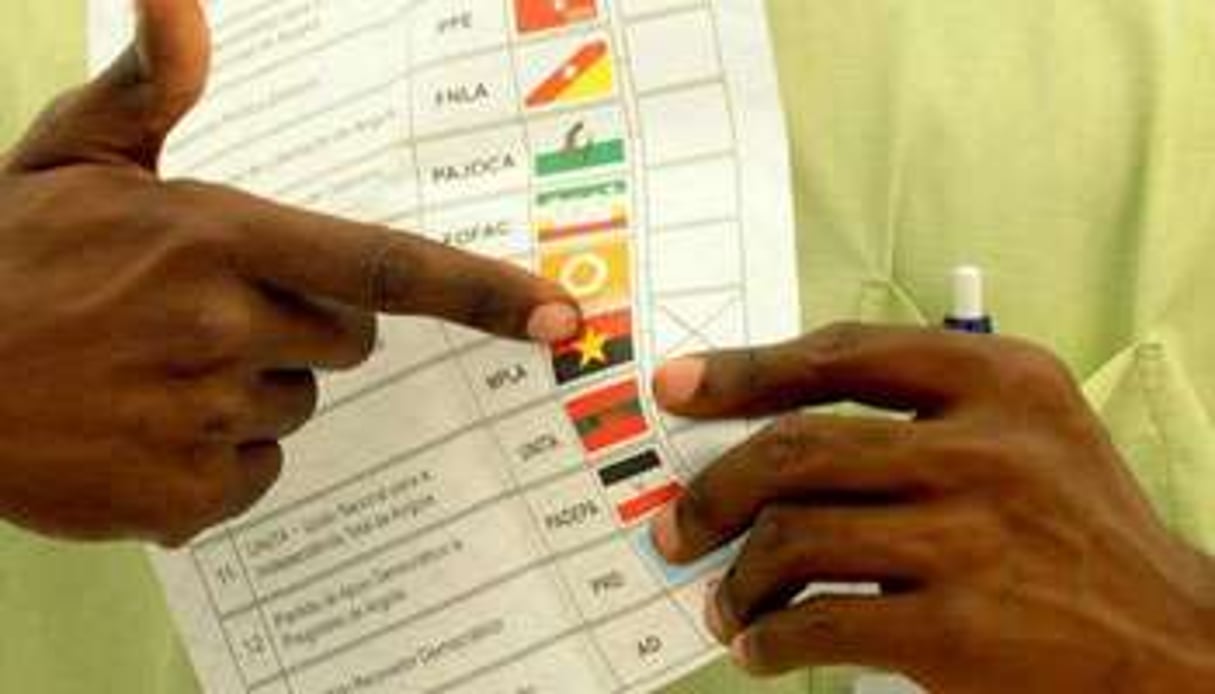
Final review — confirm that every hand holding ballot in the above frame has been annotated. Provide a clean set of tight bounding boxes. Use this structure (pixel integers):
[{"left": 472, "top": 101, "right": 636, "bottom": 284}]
[
  {"left": 651, "top": 324, "right": 1215, "bottom": 692},
  {"left": 0, "top": 0, "right": 579, "bottom": 546}
]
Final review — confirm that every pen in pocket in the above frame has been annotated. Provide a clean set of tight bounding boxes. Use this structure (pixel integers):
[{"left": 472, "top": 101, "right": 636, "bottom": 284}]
[{"left": 944, "top": 265, "right": 995, "bottom": 334}]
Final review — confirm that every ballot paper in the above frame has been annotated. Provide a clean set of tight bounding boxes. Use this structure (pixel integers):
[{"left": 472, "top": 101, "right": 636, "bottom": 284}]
[{"left": 89, "top": 1, "right": 798, "bottom": 692}]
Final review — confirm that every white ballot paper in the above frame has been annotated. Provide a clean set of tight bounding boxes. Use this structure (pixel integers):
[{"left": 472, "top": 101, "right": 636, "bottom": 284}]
[{"left": 89, "top": 1, "right": 798, "bottom": 692}]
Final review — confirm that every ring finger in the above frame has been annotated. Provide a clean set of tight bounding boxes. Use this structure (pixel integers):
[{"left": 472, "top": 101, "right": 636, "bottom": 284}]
[{"left": 709, "top": 504, "right": 950, "bottom": 644}]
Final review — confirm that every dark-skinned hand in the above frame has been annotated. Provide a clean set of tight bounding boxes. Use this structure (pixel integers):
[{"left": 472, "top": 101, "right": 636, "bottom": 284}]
[
  {"left": 0, "top": 0, "right": 580, "bottom": 546},
  {"left": 650, "top": 323, "right": 1215, "bottom": 693}
]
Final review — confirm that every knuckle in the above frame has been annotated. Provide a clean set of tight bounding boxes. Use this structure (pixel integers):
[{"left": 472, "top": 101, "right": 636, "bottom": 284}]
[
  {"left": 750, "top": 506, "right": 799, "bottom": 557},
  {"left": 926, "top": 433, "right": 1019, "bottom": 487},
  {"left": 790, "top": 322, "right": 878, "bottom": 391},
  {"left": 998, "top": 340, "right": 1075, "bottom": 394},
  {"left": 463, "top": 280, "right": 511, "bottom": 332},
  {"left": 806, "top": 321, "right": 870, "bottom": 358},
  {"left": 902, "top": 506, "right": 991, "bottom": 572},
  {"left": 123, "top": 391, "right": 190, "bottom": 448},
  {"left": 762, "top": 416, "right": 809, "bottom": 458},
  {"left": 796, "top": 321, "right": 874, "bottom": 372},
  {"left": 188, "top": 300, "right": 259, "bottom": 363},
  {"left": 366, "top": 237, "right": 418, "bottom": 311},
  {"left": 945, "top": 342, "right": 1006, "bottom": 388},
  {"left": 799, "top": 604, "right": 846, "bottom": 644},
  {"left": 939, "top": 508, "right": 1005, "bottom": 567},
  {"left": 714, "top": 347, "right": 768, "bottom": 404},
  {"left": 195, "top": 387, "right": 247, "bottom": 440},
  {"left": 157, "top": 180, "right": 242, "bottom": 251},
  {"left": 758, "top": 416, "right": 825, "bottom": 477}
]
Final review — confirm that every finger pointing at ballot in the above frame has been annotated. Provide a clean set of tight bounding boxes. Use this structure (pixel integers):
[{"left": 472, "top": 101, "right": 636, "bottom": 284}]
[{"left": 0, "top": 0, "right": 579, "bottom": 546}]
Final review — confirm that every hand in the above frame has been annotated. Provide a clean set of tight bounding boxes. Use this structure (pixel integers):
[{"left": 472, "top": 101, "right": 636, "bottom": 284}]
[
  {"left": 0, "top": 0, "right": 579, "bottom": 546},
  {"left": 649, "top": 323, "right": 1215, "bottom": 693}
]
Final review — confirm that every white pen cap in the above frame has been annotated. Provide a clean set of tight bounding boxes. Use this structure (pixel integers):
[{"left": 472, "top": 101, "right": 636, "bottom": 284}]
[{"left": 950, "top": 265, "right": 986, "bottom": 320}]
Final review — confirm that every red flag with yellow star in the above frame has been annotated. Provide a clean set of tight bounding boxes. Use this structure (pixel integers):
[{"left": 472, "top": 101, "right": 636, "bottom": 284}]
[{"left": 552, "top": 309, "right": 634, "bottom": 385}]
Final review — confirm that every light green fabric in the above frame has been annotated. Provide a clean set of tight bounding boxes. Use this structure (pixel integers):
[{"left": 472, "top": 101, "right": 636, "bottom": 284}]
[{"left": 3, "top": 1, "right": 1214, "bottom": 693}]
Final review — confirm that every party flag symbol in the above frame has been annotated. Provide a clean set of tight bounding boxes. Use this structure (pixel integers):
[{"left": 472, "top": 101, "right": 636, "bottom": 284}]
[
  {"left": 536, "top": 120, "right": 626, "bottom": 178},
  {"left": 516, "top": 0, "right": 599, "bottom": 35},
  {"left": 618, "top": 481, "right": 683, "bottom": 524},
  {"left": 565, "top": 379, "right": 649, "bottom": 454},
  {"left": 526, "top": 39, "right": 614, "bottom": 109},
  {"left": 536, "top": 179, "right": 629, "bottom": 242},
  {"left": 597, "top": 450, "right": 683, "bottom": 524},
  {"left": 540, "top": 236, "right": 632, "bottom": 313},
  {"left": 552, "top": 309, "right": 635, "bottom": 385},
  {"left": 597, "top": 449, "right": 663, "bottom": 488}
]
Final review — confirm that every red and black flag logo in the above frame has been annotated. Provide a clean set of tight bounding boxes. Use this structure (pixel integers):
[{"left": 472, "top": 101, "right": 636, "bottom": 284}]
[
  {"left": 552, "top": 309, "right": 634, "bottom": 385},
  {"left": 597, "top": 450, "right": 684, "bottom": 525}
]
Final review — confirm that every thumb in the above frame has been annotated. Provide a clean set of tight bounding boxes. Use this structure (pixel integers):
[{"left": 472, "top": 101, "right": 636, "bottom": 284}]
[{"left": 8, "top": 0, "right": 210, "bottom": 173}]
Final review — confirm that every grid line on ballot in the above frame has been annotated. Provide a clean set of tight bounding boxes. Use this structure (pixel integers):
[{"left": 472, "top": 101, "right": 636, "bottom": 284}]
[{"left": 632, "top": 74, "right": 725, "bottom": 100}]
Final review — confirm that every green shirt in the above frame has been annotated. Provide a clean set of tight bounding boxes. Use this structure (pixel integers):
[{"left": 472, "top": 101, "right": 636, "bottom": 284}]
[{"left": 3, "top": 1, "right": 1214, "bottom": 693}]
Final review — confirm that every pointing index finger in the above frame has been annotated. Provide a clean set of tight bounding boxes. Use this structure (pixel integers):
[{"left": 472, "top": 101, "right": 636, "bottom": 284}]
[
  {"left": 653, "top": 323, "right": 998, "bottom": 418},
  {"left": 209, "top": 184, "right": 581, "bottom": 342}
]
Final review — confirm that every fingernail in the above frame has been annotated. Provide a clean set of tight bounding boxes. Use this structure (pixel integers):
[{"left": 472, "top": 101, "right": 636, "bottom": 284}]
[
  {"left": 650, "top": 506, "right": 682, "bottom": 561},
  {"left": 654, "top": 357, "right": 706, "bottom": 409},
  {"left": 527, "top": 302, "right": 580, "bottom": 343},
  {"left": 704, "top": 588, "right": 727, "bottom": 642}
]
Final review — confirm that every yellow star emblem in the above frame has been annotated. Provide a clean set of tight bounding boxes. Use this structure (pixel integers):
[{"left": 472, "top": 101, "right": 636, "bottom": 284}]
[{"left": 574, "top": 327, "right": 609, "bottom": 368}]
